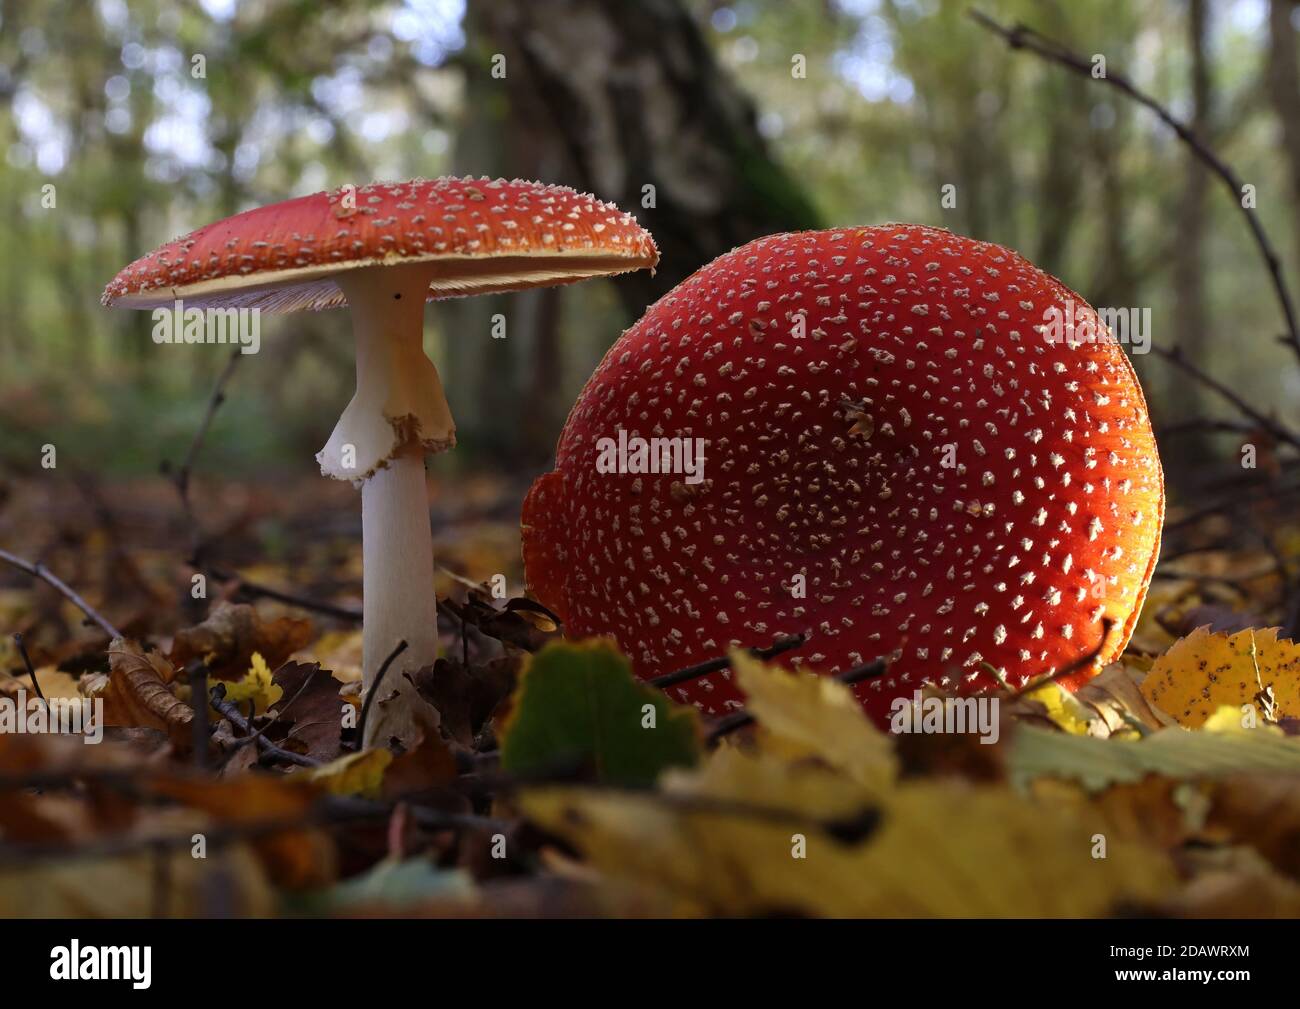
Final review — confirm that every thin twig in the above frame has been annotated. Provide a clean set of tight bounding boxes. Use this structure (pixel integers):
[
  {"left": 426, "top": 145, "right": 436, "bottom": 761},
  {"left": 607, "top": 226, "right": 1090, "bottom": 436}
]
[
  {"left": 225, "top": 664, "right": 322, "bottom": 754},
  {"left": 357, "top": 639, "right": 409, "bottom": 745},
  {"left": 0, "top": 548, "right": 122, "bottom": 639},
  {"left": 1149, "top": 344, "right": 1300, "bottom": 450},
  {"left": 649, "top": 632, "right": 809, "bottom": 690},
  {"left": 11, "top": 633, "right": 45, "bottom": 704},
  {"left": 188, "top": 662, "right": 208, "bottom": 771},
  {"left": 1003, "top": 618, "right": 1115, "bottom": 700},
  {"left": 163, "top": 348, "right": 242, "bottom": 565},
  {"left": 0, "top": 794, "right": 505, "bottom": 868},
  {"left": 969, "top": 8, "right": 1300, "bottom": 363},
  {"left": 206, "top": 564, "right": 362, "bottom": 622},
  {"left": 210, "top": 682, "right": 321, "bottom": 768}
]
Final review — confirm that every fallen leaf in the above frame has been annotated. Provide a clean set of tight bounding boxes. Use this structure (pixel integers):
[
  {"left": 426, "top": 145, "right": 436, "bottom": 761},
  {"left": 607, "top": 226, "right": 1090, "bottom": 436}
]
[
  {"left": 310, "top": 749, "right": 392, "bottom": 798},
  {"left": 1202, "top": 774, "right": 1300, "bottom": 879},
  {"left": 0, "top": 834, "right": 274, "bottom": 917},
  {"left": 147, "top": 772, "right": 334, "bottom": 888},
  {"left": 382, "top": 731, "right": 458, "bottom": 800},
  {"left": 1074, "top": 660, "right": 1177, "bottom": 735},
  {"left": 99, "top": 638, "right": 193, "bottom": 750},
  {"left": 1141, "top": 625, "right": 1300, "bottom": 727},
  {"left": 1018, "top": 680, "right": 1096, "bottom": 736},
  {"left": 221, "top": 653, "right": 283, "bottom": 716},
  {"left": 1164, "top": 846, "right": 1300, "bottom": 917},
  {"left": 521, "top": 760, "right": 1174, "bottom": 917},
  {"left": 270, "top": 661, "right": 343, "bottom": 763},
  {"left": 499, "top": 639, "right": 700, "bottom": 786},
  {"left": 0, "top": 666, "right": 80, "bottom": 700},
  {"left": 730, "top": 650, "right": 896, "bottom": 792},
  {"left": 1010, "top": 722, "right": 1300, "bottom": 792},
  {"left": 412, "top": 656, "right": 518, "bottom": 748},
  {"left": 311, "top": 859, "right": 475, "bottom": 913},
  {"left": 170, "top": 602, "right": 313, "bottom": 681}
]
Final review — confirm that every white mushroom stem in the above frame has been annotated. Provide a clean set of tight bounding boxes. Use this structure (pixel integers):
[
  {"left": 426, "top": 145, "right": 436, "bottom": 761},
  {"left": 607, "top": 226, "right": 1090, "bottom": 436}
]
[
  {"left": 360, "top": 454, "right": 438, "bottom": 745},
  {"left": 316, "top": 264, "right": 454, "bottom": 748}
]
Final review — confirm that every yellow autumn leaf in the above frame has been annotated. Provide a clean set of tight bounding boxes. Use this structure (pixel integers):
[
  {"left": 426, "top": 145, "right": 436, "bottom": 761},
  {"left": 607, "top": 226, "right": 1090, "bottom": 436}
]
[
  {"left": 1140, "top": 626, "right": 1300, "bottom": 727},
  {"left": 222, "top": 652, "right": 284, "bottom": 716},
  {"left": 1201, "top": 704, "right": 1283, "bottom": 735},
  {"left": 521, "top": 748, "right": 1173, "bottom": 917},
  {"left": 1022, "top": 680, "right": 1094, "bottom": 736},
  {"left": 0, "top": 666, "right": 80, "bottom": 700},
  {"left": 729, "top": 650, "right": 896, "bottom": 793},
  {"left": 310, "top": 749, "right": 392, "bottom": 798}
]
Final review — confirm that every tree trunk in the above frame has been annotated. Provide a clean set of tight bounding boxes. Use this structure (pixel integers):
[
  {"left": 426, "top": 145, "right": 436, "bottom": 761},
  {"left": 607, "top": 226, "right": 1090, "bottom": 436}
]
[
  {"left": 474, "top": 0, "right": 821, "bottom": 315},
  {"left": 1267, "top": 0, "right": 1300, "bottom": 295},
  {"left": 1171, "top": 0, "right": 1214, "bottom": 472}
]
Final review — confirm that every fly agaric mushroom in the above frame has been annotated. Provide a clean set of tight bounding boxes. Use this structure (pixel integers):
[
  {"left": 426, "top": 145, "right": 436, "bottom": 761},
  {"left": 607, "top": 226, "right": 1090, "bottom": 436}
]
[
  {"left": 522, "top": 224, "right": 1163, "bottom": 725},
  {"left": 103, "top": 176, "right": 657, "bottom": 745}
]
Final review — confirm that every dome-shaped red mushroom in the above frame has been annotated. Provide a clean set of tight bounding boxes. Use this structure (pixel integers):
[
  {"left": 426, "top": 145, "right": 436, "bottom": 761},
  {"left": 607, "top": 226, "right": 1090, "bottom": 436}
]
[{"left": 523, "top": 224, "right": 1163, "bottom": 724}]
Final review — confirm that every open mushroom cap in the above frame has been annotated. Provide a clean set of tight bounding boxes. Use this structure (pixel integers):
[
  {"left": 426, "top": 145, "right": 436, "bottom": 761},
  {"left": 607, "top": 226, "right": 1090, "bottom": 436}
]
[
  {"left": 523, "top": 224, "right": 1164, "bottom": 724},
  {"left": 101, "top": 176, "right": 658, "bottom": 312}
]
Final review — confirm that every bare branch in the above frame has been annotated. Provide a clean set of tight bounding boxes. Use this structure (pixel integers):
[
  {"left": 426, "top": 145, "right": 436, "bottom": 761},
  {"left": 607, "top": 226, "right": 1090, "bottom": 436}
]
[
  {"left": 969, "top": 8, "right": 1300, "bottom": 364},
  {"left": 0, "top": 548, "right": 122, "bottom": 639}
]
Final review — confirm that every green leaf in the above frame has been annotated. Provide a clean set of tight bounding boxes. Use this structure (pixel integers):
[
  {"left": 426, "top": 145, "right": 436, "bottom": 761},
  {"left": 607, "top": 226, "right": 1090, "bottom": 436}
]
[
  {"left": 500, "top": 639, "right": 701, "bottom": 786},
  {"left": 1010, "top": 722, "right": 1300, "bottom": 793},
  {"left": 312, "top": 860, "right": 475, "bottom": 913}
]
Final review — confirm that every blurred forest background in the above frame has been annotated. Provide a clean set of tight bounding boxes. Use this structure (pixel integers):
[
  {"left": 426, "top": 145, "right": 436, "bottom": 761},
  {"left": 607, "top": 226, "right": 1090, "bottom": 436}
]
[
  {"left": 6, "top": 0, "right": 1300, "bottom": 923},
  {"left": 1, "top": 0, "right": 1299, "bottom": 543}
]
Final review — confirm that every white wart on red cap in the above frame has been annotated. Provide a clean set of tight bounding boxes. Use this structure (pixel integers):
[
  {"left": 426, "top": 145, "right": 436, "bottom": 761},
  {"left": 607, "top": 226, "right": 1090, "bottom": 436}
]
[
  {"left": 102, "top": 176, "right": 659, "bottom": 313},
  {"left": 523, "top": 224, "right": 1164, "bottom": 723}
]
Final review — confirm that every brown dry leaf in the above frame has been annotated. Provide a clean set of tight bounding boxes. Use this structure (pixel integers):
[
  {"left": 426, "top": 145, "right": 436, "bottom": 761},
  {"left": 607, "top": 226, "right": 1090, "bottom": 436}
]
[
  {"left": 1141, "top": 626, "right": 1300, "bottom": 727},
  {"left": 0, "top": 791, "right": 91, "bottom": 843},
  {"left": 147, "top": 773, "right": 335, "bottom": 888},
  {"left": 100, "top": 638, "right": 193, "bottom": 750},
  {"left": 170, "top": 602, "right": 313, "bottom": 681},
  {"left": 382, "top": 731, "right": 458, "bottom": 800},
  {"left": 412, "top": 656, "right": 518, "bottom": 748},
  {"left": 1075, "top": 660, "right": 1177, "bottom": 736},
  {"left": 1202, "top": 774, "right": 1300, "bottom": 879},
  {"left": 444, "top": 594, "right": 558, "bottom": 654},
  {"left": 1028, "top": 775, "right": 1202, "bottom": 852},
  {"left": 270, "top": 661, "right": 344, "bottom": 763},
  {"left": 0, "top": 731, "right": 145, "bottom": 777},
  {"left": 0, "top": 823, "right": 275, "bottom": 918},
  {"left": 521, "top": 747, "right": 1174, "bottom": 917},
  {"left": 1164, "top": 846, "right": 1300, "bottom": 918}
]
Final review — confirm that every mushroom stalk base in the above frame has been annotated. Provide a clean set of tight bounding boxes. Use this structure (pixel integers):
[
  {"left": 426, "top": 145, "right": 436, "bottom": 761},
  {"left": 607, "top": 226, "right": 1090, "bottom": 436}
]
[
  {"left": 317, "top": 264, "right": 453, "bottom": 749},
  {"left": 361, "top": 454, "right": 439, "bottom": 747}
]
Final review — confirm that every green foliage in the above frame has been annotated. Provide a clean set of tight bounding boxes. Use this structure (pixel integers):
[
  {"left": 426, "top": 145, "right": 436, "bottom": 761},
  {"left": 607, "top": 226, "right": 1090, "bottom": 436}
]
[{"left": 499, "top": 639, "right": 701, "bottom": 787}]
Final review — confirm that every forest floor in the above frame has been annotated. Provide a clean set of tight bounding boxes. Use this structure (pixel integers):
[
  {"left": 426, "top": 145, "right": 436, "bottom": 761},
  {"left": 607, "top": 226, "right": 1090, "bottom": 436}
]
[{"left": 2, "top": 471, "right": 1300, "bottom": 917}]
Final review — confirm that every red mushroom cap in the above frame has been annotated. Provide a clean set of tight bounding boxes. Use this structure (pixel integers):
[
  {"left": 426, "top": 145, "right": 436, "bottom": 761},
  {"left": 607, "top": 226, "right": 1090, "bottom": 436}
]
[
  {"left": 523, "top": 224, "right": 1164, "bottom": 723},
  {"left": 102, "top": 176, "right": 658, "bottom": 312}
]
